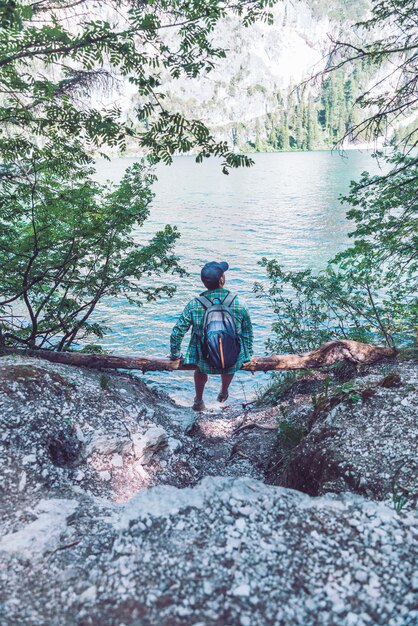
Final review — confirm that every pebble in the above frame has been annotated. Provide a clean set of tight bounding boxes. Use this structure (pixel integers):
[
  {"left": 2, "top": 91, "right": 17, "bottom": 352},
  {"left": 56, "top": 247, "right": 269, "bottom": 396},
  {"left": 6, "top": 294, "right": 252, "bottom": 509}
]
[
  {"left": 2, "top": 358, "right": 418, "bottom": 626},
  {"left": 168, "top": 438, "right": 182, "bottom": 453},
  {"left": 22, "top": 454, "right": 37, "bottom": 465},
  {"left": 135, "top": 463, "right": 149, "bottom": 479},
  {"left": 226, "top": 537, "right": 241, "bottom": 553},
  {"left": 203, "top": 581, "right": 213, "bottom": 595},
  {"left": 75, "top": 425, "right": 85, "bottom": 442},
  {"left": 232, "top": 583, "right": 251, "bottom": 597},
  {"left": 18, "top": 471, "right": 26, "bottom": 492},
  {"left": 355, "top": 570, "right": 368, "bottom": 584},
  {"left": 177, "top": 606, "right": 192, "bottom": 617},
  {"left": 79, "top": 586, "right": 97, "bottom": 603},
  {"left": 270, "top": 539, "right": 285, "bottom": 554},
  {"left": 111, "top": 453, "right": 123, "bottom": 468}
]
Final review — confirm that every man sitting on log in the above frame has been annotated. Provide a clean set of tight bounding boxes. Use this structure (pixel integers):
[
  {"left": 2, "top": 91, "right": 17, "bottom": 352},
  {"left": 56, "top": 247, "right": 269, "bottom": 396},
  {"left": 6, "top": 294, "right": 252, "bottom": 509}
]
[{"left": 170, "top": 261, "right": 253, "bottom": 411}]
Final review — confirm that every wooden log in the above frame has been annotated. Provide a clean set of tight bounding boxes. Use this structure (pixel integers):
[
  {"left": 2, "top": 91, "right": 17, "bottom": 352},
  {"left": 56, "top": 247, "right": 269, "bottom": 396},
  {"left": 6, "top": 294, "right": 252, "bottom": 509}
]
[{"left": 0, "top": 341, "right": 396, "bottom": 373}]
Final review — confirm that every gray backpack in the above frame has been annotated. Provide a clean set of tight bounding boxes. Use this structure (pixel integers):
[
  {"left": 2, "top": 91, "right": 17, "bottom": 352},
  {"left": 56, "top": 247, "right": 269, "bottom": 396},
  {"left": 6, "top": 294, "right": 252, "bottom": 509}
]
[{"left": 196, "top": 293, "right": 240, "bottom": 370}]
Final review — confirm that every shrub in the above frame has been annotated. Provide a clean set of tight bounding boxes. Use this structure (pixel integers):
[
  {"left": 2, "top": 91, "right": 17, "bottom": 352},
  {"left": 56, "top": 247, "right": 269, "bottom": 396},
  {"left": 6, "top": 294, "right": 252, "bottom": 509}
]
[
  {"left": 255, "top": 153, "right": 418, "bottom": 353},
  {"left": 0, "top": 142, "right": 183, "bottom": 350}
]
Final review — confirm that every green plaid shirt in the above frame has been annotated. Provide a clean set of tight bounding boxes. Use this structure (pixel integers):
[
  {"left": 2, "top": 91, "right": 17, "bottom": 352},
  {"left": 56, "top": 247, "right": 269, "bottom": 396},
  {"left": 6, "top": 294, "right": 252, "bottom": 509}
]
[{"left": 170, "top": 288, "right": 253, "bottom": 374}]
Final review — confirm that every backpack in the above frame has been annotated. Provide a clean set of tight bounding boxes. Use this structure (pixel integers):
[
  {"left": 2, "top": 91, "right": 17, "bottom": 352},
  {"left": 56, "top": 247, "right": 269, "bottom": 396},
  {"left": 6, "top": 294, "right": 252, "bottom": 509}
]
[{"left": 196, "top": 292, "right": 240, "bottom": 370}]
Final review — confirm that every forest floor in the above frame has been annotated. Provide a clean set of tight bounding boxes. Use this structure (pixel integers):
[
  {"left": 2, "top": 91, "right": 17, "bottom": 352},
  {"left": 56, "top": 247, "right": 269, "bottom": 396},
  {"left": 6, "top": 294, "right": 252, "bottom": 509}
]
[{"left": 0, "top": 354, "right": 417, "bottom": 626}]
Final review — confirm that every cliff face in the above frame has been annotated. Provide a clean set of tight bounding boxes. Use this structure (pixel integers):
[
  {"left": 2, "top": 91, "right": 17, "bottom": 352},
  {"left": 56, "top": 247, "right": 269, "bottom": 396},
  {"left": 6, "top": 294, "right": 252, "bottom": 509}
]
[
  {"left": 120, "top": 0, "right": 370, "bottom": 147},
  {"left": 163, "top": 2, "right": 332, "bottom": 125}
]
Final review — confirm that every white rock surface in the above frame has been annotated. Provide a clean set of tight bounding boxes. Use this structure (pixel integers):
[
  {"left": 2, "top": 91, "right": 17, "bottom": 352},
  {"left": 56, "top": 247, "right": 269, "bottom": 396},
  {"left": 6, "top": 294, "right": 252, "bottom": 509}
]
[
  {"left": 0, "top": 499, "right": 78, "bottom": 558},
  {"left": 130, "top": 426, "right": 168, "bottom": 464},
  {"left": 0, "top": 356, "right": 417, "bottom": 626}
]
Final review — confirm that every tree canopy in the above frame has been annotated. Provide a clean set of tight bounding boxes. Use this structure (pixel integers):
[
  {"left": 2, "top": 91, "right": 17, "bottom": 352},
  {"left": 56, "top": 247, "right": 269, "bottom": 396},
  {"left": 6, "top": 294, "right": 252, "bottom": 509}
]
[
  {"left": 0, "top": 0, "right": 281, "bottom": 350},
  {"left": 316, "top": 0, "right": 418, "bottom": 152},
  {"left": 0, "top": 0, "right": 278, "bottom": 173}
]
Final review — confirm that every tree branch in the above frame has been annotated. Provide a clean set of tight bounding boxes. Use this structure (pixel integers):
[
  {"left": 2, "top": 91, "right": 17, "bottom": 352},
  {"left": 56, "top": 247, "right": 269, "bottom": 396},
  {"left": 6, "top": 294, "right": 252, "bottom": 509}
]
[{"left": 0, "top": 340, "right": 397, "bottom": 372}]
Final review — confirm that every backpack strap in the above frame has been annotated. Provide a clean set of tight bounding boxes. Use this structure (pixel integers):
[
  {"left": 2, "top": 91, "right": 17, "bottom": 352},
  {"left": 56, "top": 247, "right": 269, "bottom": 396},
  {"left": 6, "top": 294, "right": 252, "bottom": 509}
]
[
  {"left": 222, "top": 292, "right": 236, "bottom": 308},
  {"left": 196, "top": 295, "right": 213, "bottom": 309}
]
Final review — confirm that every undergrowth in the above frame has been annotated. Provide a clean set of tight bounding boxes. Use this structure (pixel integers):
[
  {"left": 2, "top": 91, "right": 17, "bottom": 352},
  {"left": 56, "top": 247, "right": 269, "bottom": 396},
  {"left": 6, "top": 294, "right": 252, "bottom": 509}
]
[{"left": 254, "top": 370, "right": 311, "bottom": 406}]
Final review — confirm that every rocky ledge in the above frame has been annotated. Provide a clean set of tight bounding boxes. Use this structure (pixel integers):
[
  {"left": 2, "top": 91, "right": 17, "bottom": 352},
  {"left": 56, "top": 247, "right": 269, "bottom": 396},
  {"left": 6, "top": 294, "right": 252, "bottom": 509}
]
[
  {"left": 275, "top": 361, "right": 418, "bottom": 507},
  {"left": 0, "top": 355, "right": 417, "bottom": 626}
]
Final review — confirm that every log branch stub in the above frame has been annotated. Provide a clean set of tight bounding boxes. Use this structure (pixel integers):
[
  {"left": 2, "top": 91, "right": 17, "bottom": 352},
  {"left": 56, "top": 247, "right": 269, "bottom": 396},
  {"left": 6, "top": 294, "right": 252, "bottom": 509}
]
[{"left": 0, "top": 340, "right": 397, "bottom": 373}]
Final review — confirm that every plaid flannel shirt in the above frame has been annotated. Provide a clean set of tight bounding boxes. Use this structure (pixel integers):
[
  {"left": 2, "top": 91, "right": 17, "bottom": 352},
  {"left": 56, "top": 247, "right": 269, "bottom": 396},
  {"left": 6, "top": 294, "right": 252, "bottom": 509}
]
[{"left": 170, "top": 288, "right": 253, "bottom": 374}]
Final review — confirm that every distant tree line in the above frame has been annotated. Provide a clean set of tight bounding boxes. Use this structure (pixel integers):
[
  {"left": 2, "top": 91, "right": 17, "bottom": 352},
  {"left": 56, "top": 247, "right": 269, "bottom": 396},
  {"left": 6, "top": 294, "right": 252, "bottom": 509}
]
[{"left": 232, "top": 67, "right": 368, "bottom": 152}]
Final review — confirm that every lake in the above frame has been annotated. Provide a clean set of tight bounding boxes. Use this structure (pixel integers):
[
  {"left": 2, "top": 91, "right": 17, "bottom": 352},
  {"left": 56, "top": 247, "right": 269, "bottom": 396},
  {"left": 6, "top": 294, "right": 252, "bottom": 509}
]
[{"left": 94, "top": 150, "right": 383, "bottom": 407}]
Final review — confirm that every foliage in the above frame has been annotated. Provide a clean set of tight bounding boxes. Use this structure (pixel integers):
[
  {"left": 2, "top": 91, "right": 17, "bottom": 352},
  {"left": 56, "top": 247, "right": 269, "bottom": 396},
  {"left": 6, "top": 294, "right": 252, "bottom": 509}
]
[
  {"left": 278, "top": 419, "right": 306, "bottom": 453},
  {"left": 255, "top": 370, "right": 300, "bottom": 405},
  {"left": 99, "top": 374, "right": 111, "bottom": 391},
  {"left": 0, "top": 0, "right": 279, "bottom": 173},
  {"left": 255, "top": 152, "right": 418, "bottom": 352},
  {"left": 315, "top": 0, "right": 418, "bottom": 152},
  {"left": 0, "top": 0, "right": 282, "bottom": 351},
  {"left": 0, "top": 144, "right": 183, "bottom": 350},
  {"left": 235, "top": 64, "right": 371, "bottom": 153},
  {"left": 311, "top": 378, "right": 365, "bottom": 416},
  {"left": 260, "top": 68, "right": 369, "bottom": 152},
  {"left": 392, "top": 491, "right": 408, "bottom": 514}
]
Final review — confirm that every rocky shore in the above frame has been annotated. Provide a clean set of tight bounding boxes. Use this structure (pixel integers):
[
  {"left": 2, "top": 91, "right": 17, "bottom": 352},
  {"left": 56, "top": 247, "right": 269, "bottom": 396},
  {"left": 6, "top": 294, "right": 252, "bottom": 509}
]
[{"left": 0, "top": 354, "right": 417, "bottom": 625}]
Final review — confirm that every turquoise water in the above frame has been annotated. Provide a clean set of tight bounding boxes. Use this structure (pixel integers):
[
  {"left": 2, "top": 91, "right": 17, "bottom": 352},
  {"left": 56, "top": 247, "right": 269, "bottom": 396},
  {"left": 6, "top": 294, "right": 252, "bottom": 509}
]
[{"left": 94, "top": 151, "right": 383, "bottom": 407}]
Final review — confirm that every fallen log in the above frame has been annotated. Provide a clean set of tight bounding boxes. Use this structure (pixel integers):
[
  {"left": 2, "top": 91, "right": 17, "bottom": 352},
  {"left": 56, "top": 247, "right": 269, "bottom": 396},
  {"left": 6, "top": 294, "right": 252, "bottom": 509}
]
[{"left": 0, "top": 341, "right": 396, "bottom": 372}]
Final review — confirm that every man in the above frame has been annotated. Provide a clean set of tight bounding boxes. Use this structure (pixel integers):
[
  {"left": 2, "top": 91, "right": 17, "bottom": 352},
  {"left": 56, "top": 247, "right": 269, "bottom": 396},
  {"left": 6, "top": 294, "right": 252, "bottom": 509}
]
[{"left": 170, "top": 261, "right": 253, "bottom": 411}]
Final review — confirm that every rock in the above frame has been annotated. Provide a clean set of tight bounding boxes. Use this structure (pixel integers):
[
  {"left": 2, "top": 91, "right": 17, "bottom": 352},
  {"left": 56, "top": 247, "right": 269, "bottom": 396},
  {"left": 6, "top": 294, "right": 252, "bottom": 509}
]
[
  {"left": 167, "top": 438, "right": 182, "bottom": 453},
  {"left": 88, "top": 434, "right": 126, "bottom": 456},
  {"left": 0, "top": 355, "right": 417, "bottom": 626},
  {"left": 131, "top": 427, "right": 168, "bottom": 464},
  {"left": 74, "top": 425, "right": 85, "bottom": 442},
  {"left": 232, "top": 583, "right": 251, "bottom": 597},
  {"left": 111, "top": 453, "right": 123, "bottom": 468},
  {"left": 355, "top": 570, "right": 369, "bottom": 584},
  {"left": 0, "top": 499, "right": 78, "bottom": 558},
  {"left": 79, "top": 585, "right": 97, "bottom": 603},
  {"left": 1, "top": 472, "right": 418, "bottom": 626},
  {"left": 282, "top": 361, "right": 418, "bottom": 503},
  {"left": 18, "top": 471, "right": 27, "bottom": 492},
  {"left": 22, "top": 454, "right": 37, "bottom": 465},
  {"left": 203, "top": 581, "right": 213, "bottom": 595},
  {"left": 134, "top": 463, "right": 149, "bottom": 480}
]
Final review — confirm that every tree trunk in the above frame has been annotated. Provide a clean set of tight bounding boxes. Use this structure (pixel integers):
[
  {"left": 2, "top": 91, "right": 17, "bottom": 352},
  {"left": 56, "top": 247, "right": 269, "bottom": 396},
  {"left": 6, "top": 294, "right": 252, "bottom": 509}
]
[{"left": 0, "top": 341, "right": 396, "bottom": 372}]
